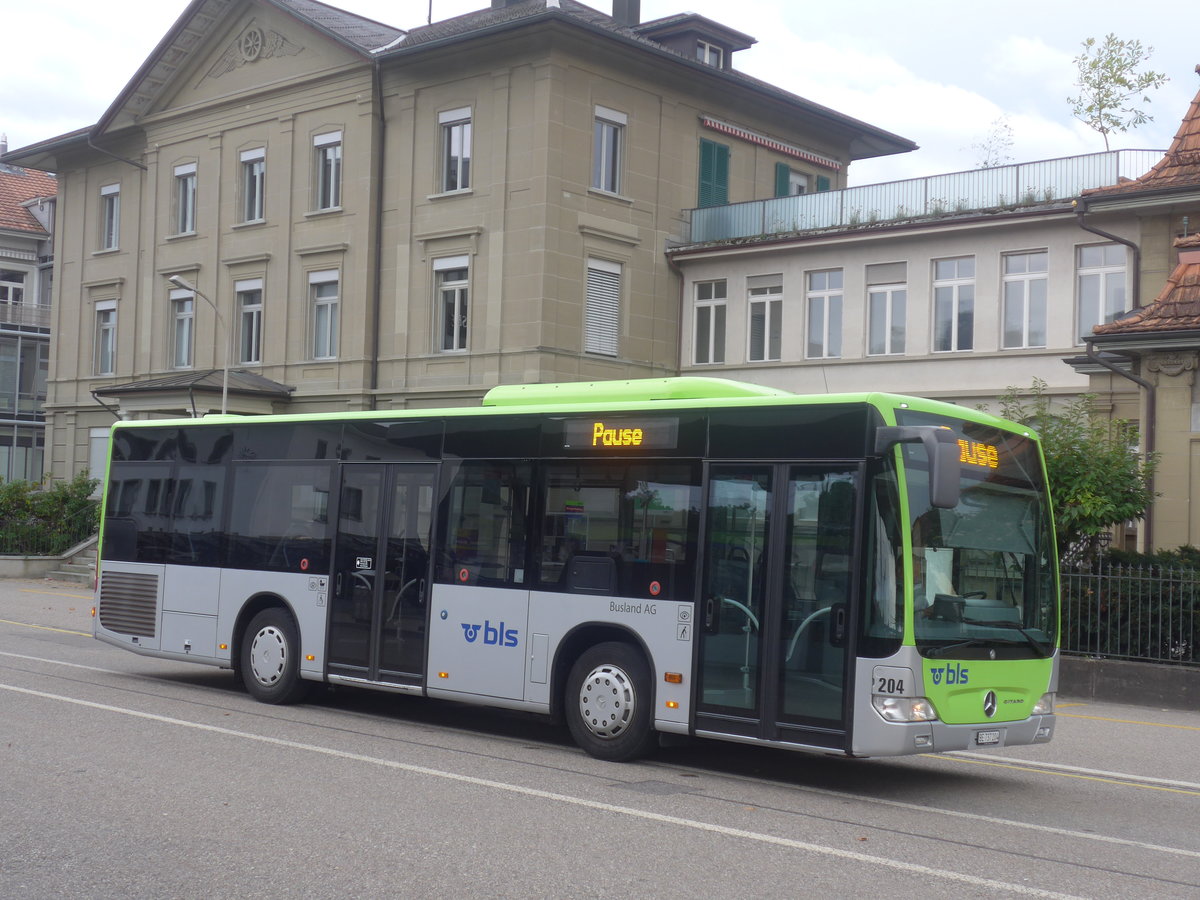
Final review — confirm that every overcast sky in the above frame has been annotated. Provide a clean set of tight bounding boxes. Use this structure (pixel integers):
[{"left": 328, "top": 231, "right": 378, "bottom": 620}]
[{"left": 4, "top": 0, "right": 1196, "bottom": 185}]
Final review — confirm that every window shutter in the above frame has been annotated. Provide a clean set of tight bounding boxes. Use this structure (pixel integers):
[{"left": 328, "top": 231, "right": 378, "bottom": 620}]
[
  {"left": 816, "top": 175, "right": 831, "bottom": 192},
  {"left": 774, "top": 162, "right": 790, "bottom": 198},
  {"left": 698, "top": 139, "right": 729, "bottom": 208},
  {"left": 585, "top": 262, "right": 621, "bottom": 356}
]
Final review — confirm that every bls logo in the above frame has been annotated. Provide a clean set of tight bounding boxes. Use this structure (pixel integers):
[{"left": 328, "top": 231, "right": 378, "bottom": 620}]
[
  {"left": 930, "top": 663, "right": 970, "bottom": 686},
  {"left": 461, "top": 620, "right": 519, "bottom": 648}
]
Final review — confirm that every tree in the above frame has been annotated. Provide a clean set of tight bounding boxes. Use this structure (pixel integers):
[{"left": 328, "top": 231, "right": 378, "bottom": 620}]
[
  {"left": 998, "top": 380, "right": 1156, "bottom": 560},
  {"left": 971, "top": 115, "right": 1013, "bottom": 169},
  {"left": 1068, "top": 33, "right": 1168, "bottom": 151}
]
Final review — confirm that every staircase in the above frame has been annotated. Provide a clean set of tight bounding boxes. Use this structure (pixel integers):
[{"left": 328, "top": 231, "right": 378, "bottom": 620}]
[{"left": 48, "top": 540, "right": 97, "bottom": 587}]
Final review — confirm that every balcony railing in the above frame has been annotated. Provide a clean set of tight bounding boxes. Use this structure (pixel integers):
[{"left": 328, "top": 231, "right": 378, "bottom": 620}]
[
  {"left": 0, "top": 302, "right": 51, "bottom": 330},
  {"left": 685, "top": 149, "right": 1166, "bottom": 245}
]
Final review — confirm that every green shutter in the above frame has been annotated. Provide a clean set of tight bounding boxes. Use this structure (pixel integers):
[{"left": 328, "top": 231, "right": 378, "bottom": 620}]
[
  {"left": 775, "top": 162, "right": 790, "bottom": 197},
  {"left": 698, "top": 139, "right": 729, "bottom": 208},
  {"left": 816, "top": 175, "right": 831, "bottom": 192}
]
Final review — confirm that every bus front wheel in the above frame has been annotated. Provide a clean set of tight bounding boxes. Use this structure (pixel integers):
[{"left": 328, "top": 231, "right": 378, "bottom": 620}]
[
  {"left": 240, "top": 609, "right": 311, "bottom": 704},
  {"left": 565, "top": 642, "right": 656, "bottom": 762}
]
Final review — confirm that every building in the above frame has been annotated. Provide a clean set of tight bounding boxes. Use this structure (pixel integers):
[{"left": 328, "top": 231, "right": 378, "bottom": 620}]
[
  {"left": 0, "top": 146, "right": 55, "bottom": 482},
  {"left": 1, "top": 0, "right": 913, "bottom": 483}
]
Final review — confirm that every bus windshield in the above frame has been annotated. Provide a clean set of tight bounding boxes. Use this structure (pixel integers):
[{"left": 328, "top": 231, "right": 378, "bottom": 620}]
[{"left": 897, "top": 411, "right": 1057, "bottom": 660}]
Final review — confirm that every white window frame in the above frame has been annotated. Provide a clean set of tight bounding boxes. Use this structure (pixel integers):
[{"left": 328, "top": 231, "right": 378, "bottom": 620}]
[
  {"left": 170, "top": 287, "right": 194, "bottom": 369},
  {"left": 585, "top": 258, "right": 621, "bottom": 357},
  {"left": 806, "top": 270, "right": 843, "bottom": 360},
  {"left": 439, "top": 107, "right": 472, "bottom": 193},
  {"left": 434, "top": 255, "right": 470, "bottom": 353},
  {"left": 309, "top": 269, "right": 339, "bottom": 360},
  {"left": 696, "top": 40, "right": 723, "bottom": 67},
  {"left": 787, "top": 169, "right": 809, "bottom": 196},
  {"left": 236, "top": 278, "right": 264, "bottom": 365},
  {"left": 932, "top": 256, "right": 975, "bottom": 353},
  {"left": 867, "top": 283, "right": 906, "bottom": 356},
  {"left": 592, "top": 106, "right": 626, "bottom": 195},
  {"left": 693, "top": 280, "right": 727, "bottom": 365},
  {"left": 94, "top": 301, "right": 117, "bottom": 376},
  {"left": 1002, "top": 251, "right": 1048, "bottom": 349},
  {"left": 240, "top": 148, "right": 266, "bottom": 223},
  {"left": 174, "top": 163, "right": 197, "bottom": 234},
  {"left": 314, "top": 131, "right": 342, "bottom": 211},
  {"left": 0, "top": 269, "right": 25, "bottom": 306},
  {"left": 1076, "top": 243, "right": 1127, "bottom": 342},
  {"left": 99, "top": 183, "right": 120, "bottom": 250},
  {"left": 748, "top": 284, "right": 783, "bottom": 362}
]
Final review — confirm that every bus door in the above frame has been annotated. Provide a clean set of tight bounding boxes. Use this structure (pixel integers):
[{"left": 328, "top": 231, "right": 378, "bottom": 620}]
[
  {"left": 696, "top": 464, "right": 861, "bottom": 750},
  {"left": 328, "top": 463, "right": 437, "bottom": 684}
]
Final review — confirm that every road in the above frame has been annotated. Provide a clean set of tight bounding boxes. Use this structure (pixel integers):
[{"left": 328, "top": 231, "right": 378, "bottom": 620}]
[{"left": 2, "top": 578, "right": 1198, "bottom": 899}]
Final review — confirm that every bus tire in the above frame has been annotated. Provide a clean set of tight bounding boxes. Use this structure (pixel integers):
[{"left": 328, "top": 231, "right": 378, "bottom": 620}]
[
  {"left": 240, "top": 609, "right": 311, "bottom": 705},
  {"left": 565, "top": 642, "right": 656, "bottom": 762}
]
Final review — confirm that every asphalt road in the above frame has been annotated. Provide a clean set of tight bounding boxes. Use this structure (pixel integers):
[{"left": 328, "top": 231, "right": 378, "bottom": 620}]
[{"left": 2, "top": 577, "right": 1198, "bottom": 899}]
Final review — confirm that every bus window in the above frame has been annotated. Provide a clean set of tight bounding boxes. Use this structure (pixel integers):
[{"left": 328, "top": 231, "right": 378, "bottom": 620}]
[
  {"left": 226, "top": 463, "right": 332, "bottom": 572},
  {"left": 435, "top": 461, "right": 531, "bottom": 587},
  {"left": 103, "top": 461, "right": 174, "bottom": 562},
  {"left": 538, "top": 461, "right": 699, "bottom": 601}
]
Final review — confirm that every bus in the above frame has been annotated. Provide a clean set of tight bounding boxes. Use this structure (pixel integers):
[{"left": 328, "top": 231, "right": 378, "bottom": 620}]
[{"left": 93, "top": 376, "right": 1058, "bottom": 761}]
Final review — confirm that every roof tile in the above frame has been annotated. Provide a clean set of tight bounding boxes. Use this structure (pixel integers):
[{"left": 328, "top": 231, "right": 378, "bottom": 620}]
[{"left": 0, "top": 164, "right": 57, "bottom": 235}]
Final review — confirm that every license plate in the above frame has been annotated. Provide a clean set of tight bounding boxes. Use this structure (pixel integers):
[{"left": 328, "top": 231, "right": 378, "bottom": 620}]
[{"left": 975, "top": 730, "right": 1001, "bottom": 746}]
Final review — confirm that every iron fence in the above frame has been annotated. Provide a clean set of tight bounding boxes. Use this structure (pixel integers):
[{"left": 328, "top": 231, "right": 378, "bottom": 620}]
[
  {"left": 0, "top": 504, "right": 98, "bottom": 557},
  {"left": 1061, "top": 563, "right": 1199, "bottom": 667}
]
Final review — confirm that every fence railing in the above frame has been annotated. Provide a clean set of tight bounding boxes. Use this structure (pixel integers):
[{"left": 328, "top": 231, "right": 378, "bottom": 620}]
[
  {"left": 685, "top": 149, "right": 1165, "bottom": 244},
  {"left": 1061, "top": 563, "right": 1199, "bottom": 667},
  {"left": 0, "top": 505, "right": 98, "bottom": 557}
]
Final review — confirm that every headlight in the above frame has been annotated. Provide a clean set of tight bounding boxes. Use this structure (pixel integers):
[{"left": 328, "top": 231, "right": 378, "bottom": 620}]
[
  {"left": 1032, "top": 692, "right": 1055, "bottom": 715},
  {"left": 872, "top": 695, "right": 939, "bottom": 722}
]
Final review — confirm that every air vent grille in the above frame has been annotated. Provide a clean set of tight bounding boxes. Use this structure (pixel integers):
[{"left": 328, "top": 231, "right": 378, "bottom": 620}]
[{"left": 98, "top": 571, "right": 160, "bottom": 638}]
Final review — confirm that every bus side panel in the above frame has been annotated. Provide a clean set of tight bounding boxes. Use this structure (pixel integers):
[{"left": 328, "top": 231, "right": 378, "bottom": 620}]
[
  {"left": 212, "top": 570, "right": 329, "bottom": 676},
  {"left": 527, "top": 592, "right": 693, "bottom": 728},
  {"left": 427, "top": 583, "right": 529, "bottom": 701},
  {"left": 95, "top": 561, "right": 165, "bottom": 652}
]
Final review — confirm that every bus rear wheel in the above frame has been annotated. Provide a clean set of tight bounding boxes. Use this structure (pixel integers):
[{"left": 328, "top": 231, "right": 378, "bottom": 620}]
[
  {"left": 240, "top": 609, "right": 311, "bottom": 704},
  {"left": 566, "top": 642, "right": 656, "bottom": 762}
]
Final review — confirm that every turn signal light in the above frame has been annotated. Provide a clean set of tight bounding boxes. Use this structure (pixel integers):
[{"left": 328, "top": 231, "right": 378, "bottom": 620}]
[
  {"left": 664, "top": 672, "right": 683, "bottom": 684},
  {"left": 665, "top": 700, "right": 679, "bottom": 709},
  {"left": 438, "top": 671, "right": 450, "bottom": 679}
]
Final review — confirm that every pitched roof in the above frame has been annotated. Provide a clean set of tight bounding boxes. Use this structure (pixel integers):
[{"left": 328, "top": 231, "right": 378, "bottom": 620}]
[
  {"left": 1092, "top": 235, "right": 1200, "bottom": 336},
  {"left": 270, "top": 0, "right": 404, "bottom": 52},
  {"left": 0, "top": 164, "right": 57, "bottom": 235},
  {"left": 92, "top": 368, "right": 294, "bottom": 398},
  {"left": 1083, "top": 66, "right": 1200, "bottom": 199}
]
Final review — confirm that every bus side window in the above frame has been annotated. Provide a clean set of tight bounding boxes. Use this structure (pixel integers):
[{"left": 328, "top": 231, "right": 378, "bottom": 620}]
[{"left": 435, "top": 461, "right": 530, "bottom": 587}]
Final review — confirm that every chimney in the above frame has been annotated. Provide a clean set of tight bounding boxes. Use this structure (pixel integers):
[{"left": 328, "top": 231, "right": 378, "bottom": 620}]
[
  {"left": 612, "top": 0, "right": 640, "bottom": 26},
  {"left": 0, "top": 133, "right": 7, "bottom": 156}
]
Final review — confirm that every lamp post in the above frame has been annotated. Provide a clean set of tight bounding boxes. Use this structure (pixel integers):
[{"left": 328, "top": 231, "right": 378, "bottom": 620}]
[{"left": 167, "top": 274, "right": 229, "bottom": 415}]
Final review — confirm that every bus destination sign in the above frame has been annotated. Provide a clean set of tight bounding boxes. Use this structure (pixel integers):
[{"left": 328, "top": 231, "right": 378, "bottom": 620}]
[
  {"left": 562, "top": 417, "right": 679, "bottom": 451},
  {"left": 958, "top": 439, "right": 999, "bottom": 469}
]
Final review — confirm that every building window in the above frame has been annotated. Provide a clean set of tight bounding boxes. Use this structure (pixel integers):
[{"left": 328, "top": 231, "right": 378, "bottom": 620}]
[
  {"left": 868, "top": 284, "right": 906, "bottom": 356},
  {"left": 806, "top": 270, "right": 842, "bottom": 359},
  {"left": 95, "top": 303, "right": 116, "bottom": 375},
  {"left": 693, "top": 280, "right": 727, "bottom": 365},
  {"left": 174, "top": 163, "right": 197, "bottom": 234},
  {"left": 310, "top": 270, "right": 339, "bottom": 360},
  {"left": 99, "top": 184, "right": 120, "bottom": 250},
  {"left": 1002, "top": 251, "right": 1048, "bottom": 349},
  {"left": 698, "top": 138, "right": 729, "bottom": 208},
  {"left": 170, "top": 288, "right": 194, "bottom": 369},
  {"left": 439, "top": 107, "right": 472, "bottom": 193},
  {"left": 585, "top": 258, "right": 621, "bottom": 356},
  {"left": 434, "top": 256, "right": 469, "bottom": 352},
  {"left": 696, "top": 40, "right": 723, "bottom": 67},
  {"left": 933, "top": 256, "right": 975, "bottom": 352},
  {"left": 748, "top": 281, "right": 782, "bottom": 362},
  {"left": 237, "top": 278, "right": 263, "bottom": 364},
  {"left": 240, "top": 148, "right": 265, "bottom": 222},
  {"left": 0, "top": 269, "right": 25, "bottom": 307},
  {"left": 1077, "top": 243, "right": 1127, "bottom": 341},
  {"left": 592, "top": 106, "right": 626, "bottom": 194},
  {"left": 774, "top": 163, "right": 809, "bottom": 197},
  {"left": 314, "top": 131, "right": 342, "bottom": 210}
]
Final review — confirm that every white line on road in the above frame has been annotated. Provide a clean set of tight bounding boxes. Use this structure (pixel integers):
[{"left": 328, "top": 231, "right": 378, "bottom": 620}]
[
  {"left": 2, "top": 680, "right": 1084, "bottom": 899},
  {"left": 951, "top": 751, "right": 1200, "bottom": 791}
]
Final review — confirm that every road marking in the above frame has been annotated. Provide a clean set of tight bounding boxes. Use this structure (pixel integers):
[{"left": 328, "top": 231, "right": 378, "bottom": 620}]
[
  {"left": 1058, "top": 711, "right": 1200, "bottom": 732},
  {"left": 18, "top": 587, "right": 91, "bottom": 600},
  {"left": 0, "top": 618, "right": 90, "bottom": 637},
  {"left": 940, "top": 753, "right": 1200, "bottom": 796},
  {"left": 0, "top": 650, "right": 126, "bottom": 675},
  {"left": 0, "top": 681, "right": 1084, "bottom": 900}
]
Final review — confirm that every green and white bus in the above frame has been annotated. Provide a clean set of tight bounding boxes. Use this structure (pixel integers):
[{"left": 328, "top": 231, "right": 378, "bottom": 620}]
[{"left": 94, "top": 377, "right": 1058, "bottom": 761}]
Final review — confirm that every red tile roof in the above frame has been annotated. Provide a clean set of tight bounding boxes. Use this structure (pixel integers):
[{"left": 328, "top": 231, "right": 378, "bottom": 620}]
[
  {"left": 1093, "top": 235, "right": 1200, "bottom": 335},
  {"left": 0, "top": 164, "right": 57, "bottom": 235},
  {"left": 1084, "top": 67, "right": 1200, "bottom": 198}
]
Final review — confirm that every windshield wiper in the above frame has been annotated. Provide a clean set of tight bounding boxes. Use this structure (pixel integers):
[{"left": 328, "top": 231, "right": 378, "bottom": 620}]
[
  {"left": 960, "top": 617, "right": 1051, "bottom": 658},
  {"left": 927, "top": 634, "right": 1047, "bottom": 659}
]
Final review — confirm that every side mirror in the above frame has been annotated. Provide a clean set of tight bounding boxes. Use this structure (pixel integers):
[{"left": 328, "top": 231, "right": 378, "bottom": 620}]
[{"left": 875, "top": 425, "right": 961, "bottom": 509}]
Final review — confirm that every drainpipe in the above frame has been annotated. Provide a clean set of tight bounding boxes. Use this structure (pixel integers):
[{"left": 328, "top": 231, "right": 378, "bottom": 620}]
[
  {"left": 1084, "top": 340, "right": 1155, "bottom": 551},
  {"left": 368, "top": 58, "right": 386, "bottom": 410}
]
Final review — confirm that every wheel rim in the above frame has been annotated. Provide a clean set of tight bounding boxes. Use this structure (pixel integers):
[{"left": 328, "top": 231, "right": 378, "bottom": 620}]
[
  {"left": 577, "top": 662, "right": 636, "bottom": 740},
  {"left": 249, "top": 625, "right": 287, "bottom": 687}
]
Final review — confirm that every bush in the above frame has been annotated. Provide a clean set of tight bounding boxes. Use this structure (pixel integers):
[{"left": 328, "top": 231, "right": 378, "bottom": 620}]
[{"left": 0, "top": 472, "right": 100, "bottom": 556}]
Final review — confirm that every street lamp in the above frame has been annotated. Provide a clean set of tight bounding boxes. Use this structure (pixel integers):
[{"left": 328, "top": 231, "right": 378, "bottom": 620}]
[{"left": 167, "top": 274, "right": 229, "bottom": 415}]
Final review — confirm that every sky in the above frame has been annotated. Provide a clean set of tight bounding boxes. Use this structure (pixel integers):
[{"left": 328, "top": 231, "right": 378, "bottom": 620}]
[{"left": 4, "top": 0, "right": 1197, "bottom": 185}]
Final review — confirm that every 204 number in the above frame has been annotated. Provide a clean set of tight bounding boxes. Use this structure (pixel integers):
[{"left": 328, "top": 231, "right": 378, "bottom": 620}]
[{"left": 875, "top": 676, "right": 905, "bottom": 695}]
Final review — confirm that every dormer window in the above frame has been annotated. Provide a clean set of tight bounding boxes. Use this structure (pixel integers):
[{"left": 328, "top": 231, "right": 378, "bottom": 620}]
[{"left": 696, "top": 40, "right": 723, "bottom": 67}]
